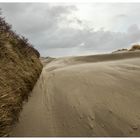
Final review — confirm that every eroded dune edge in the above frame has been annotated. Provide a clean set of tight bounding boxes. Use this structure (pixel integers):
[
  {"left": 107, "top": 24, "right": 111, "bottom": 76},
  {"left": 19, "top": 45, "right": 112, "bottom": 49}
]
[
  {"left": 11, "top": 51, "right": 140, "bottom": 137},
  {"left": 0, "top": 17, "right": 43, "bottom": 136}
]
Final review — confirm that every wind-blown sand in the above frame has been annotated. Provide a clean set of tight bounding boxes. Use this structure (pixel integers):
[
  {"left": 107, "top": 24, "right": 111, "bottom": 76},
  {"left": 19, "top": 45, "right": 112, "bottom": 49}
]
[{"left": 11, "top": 51, "right": 140, "bottom": 137}]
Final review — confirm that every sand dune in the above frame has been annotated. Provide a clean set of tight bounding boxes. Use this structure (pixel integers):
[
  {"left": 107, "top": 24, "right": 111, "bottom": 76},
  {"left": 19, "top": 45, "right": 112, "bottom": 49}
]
[{"left": 11, "top": 51, "right": 140, "bottom": 137}]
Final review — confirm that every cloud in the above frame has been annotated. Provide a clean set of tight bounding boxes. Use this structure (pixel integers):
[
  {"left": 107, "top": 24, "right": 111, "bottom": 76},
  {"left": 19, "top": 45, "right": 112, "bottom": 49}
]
[
  {"left": 0, "top": 3, "right": 77, "bottom": 34},
  {"left": 1, "top": 3, "right": 140, "bottom": 57},
  {"left": 116, "top": 14, "right": 127, "bottom": 18}
]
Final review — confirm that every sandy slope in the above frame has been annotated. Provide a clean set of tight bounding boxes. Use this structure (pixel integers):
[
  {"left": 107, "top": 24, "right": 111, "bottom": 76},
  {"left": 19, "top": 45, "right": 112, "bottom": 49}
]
[{"left": 11, "top": 51, "right": 140, "bottom": 137}]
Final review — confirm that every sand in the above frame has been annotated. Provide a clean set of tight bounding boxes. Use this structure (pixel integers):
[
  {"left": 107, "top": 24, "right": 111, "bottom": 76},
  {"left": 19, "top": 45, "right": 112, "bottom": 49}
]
[{"left": 10, "top": 51, "right": 140, "bottom": 137}]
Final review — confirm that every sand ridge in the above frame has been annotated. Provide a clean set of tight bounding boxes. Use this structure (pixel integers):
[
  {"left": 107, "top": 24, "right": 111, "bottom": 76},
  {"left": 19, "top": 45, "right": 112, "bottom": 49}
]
[{"left": 11, "top": 51, "right": 140, "bottom": 136}]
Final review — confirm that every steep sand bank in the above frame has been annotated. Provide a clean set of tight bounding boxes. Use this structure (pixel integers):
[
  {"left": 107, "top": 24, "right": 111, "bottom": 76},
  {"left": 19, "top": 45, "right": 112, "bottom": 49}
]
[{"left": 11, "top": 51, "right": 140, "bottom": 136}]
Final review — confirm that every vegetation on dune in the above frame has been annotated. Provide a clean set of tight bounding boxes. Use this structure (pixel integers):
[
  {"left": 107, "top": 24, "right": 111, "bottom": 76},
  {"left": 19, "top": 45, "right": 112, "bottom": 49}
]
[
  {"left": 129, "top": 44, "right": 140, "bottom": 51},
  {"left": 0, "top": 15, "right": 43, "bottom": 136},
  {"left": 113, "top": 44, "right": 140, "bottom": 53},
  {"left": 113, "top": 48, "right": 128, "bottom": 53}
]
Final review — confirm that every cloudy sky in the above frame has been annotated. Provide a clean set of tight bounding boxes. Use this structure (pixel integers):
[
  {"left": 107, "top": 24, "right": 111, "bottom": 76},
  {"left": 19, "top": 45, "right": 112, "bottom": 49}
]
[{"left": 0, "top": 3, "right": 140, "bottom": 57}]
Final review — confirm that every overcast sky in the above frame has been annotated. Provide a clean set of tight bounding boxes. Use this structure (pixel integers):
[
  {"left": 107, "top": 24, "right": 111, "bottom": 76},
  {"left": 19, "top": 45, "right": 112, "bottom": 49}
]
[{"left": 0, "top": 3, "right": 140, "bottom": 57}]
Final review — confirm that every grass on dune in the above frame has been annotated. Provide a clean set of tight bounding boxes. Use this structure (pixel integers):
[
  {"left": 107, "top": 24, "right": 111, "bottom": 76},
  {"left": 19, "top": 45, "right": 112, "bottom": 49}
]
[{"left": 0, "top": 15, "right": 43, "bottom": 136}]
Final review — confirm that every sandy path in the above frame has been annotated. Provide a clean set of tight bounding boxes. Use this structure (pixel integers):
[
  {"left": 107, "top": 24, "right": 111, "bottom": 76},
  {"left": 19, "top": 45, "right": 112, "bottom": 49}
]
[{"left": 11, "top": 52, "right": 140, "bottom": 136}]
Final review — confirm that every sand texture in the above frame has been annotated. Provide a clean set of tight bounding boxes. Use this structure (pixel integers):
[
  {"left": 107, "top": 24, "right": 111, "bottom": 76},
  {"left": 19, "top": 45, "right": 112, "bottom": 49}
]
[{"left": 11, "top": 51, "right": 140, "bottom": 137}]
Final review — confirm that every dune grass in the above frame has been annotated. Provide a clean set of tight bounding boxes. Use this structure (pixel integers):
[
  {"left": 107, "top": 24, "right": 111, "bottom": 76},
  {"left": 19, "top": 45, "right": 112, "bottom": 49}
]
[
  {"left": 129, "top": 44, "right": 140, "bottom": 51},
  {"left": 0, "top": 16, "right": 43, "bottom": 136}
]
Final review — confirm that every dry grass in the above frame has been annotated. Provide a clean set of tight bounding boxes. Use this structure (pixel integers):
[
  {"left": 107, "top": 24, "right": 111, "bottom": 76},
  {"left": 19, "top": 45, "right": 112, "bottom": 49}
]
[
  {"left": 113, "top": 44, "right": 140, "bottom": 53},
  {"left": 0, "top": 16, "right": 43, "bottom": 136},
  {"left": 129, "top": 44, "right": 140, "bottom": 51},
  {"left": 113, "top": 48, "right": 128, "bottom": 53}
]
